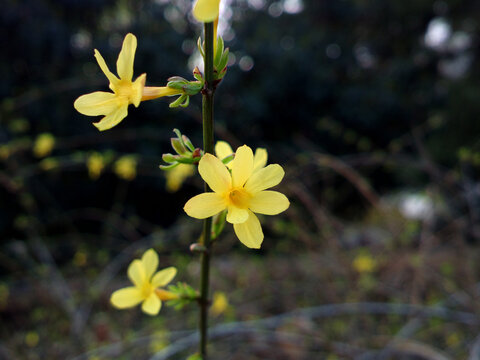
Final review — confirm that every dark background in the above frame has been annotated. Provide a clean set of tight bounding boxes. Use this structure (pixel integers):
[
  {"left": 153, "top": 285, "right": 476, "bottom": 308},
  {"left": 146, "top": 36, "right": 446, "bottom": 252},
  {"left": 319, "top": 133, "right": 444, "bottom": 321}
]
[{"left": 2, "top": 0, "right": 480, "bottom": 359}]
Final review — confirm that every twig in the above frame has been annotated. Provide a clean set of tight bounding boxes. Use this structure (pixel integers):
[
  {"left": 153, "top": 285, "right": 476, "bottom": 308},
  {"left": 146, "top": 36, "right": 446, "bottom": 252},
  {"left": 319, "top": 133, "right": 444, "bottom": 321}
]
[
  {"left": 314, "top": 153, "right": 381, "bottom": 209},
  {"left": 149, "top": 302, "right": 478, "bottom": 359},
  {"left": 356, "top": 339, "right": 452, "bottom": 360}
]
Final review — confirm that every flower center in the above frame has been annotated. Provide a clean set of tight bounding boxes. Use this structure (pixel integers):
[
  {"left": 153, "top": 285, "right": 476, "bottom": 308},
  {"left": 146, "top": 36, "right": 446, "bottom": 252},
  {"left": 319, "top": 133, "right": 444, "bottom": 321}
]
[
  {"left": 228, "top": 188, "right": 251, "bottom": 209},
  {"left": 116, "top": 80, "right": 135, "bottom": 100},
  {"left": 141, "top": 282, "right": 154, "bottom": 299}
]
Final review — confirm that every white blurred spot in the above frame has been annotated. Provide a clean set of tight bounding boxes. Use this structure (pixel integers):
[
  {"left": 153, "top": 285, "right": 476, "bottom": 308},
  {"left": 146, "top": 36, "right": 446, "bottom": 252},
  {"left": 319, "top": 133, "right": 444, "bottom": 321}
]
[
  {"left": 239, "top": 56, "right": 254, "bottom": 71},
  {"left": 227, "top": 52, "right": 237, "bottom": 66},
  {"left": 71, "top": 31, "right": 91, "bottom": 50},
  {"left": 223, "top": 28, "right": 236, "bottom": 42},
  {"left": 188, "top": 53, "right": 204, "bottom": 73},
  {"left": 182, "top": 39, "right": 196, "bottom": 55},
  {"left": 439, "top": 54, "right": 473, "bottom": 79},
  {"left": 354, "top": 45, "right": 376, "bottom": 69},
  {"left": 424, "top": 17, "right": 451, "bottom": 50},
  {"left": 399, "top": 193, "right": 434, "bottom": 220},
  {"left": 248, "top": 0, "right": 266, "bottom": 10},
  {"left": 283, "top": 0, "right": 304, "bottom": 14},
  {"left": 268, "top": 2, "right": 283, "bottom": 17}
]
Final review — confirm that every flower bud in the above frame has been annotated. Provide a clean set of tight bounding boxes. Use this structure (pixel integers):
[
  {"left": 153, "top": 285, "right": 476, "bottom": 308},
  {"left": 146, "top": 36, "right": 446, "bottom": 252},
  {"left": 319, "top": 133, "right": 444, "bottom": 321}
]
[
  {"left": 182, "top": 135, "right": 195, "bottom": 152},
  {"left": 162, "top": 153, "right": 179, "bottom": 163},
  {"left": 171, "top": 138, "right": 188, "bottom": 155}
]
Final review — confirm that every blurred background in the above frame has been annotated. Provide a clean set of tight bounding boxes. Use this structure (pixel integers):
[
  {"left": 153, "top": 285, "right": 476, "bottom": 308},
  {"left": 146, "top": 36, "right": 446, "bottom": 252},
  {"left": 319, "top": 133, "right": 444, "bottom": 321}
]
[{"left": 2, "top": 0, "right": 480, "bottom": 358}]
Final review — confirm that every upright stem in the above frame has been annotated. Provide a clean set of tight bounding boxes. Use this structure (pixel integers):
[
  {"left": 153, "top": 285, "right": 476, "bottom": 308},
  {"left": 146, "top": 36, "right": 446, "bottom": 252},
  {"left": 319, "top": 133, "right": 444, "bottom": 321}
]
[{"left": 199, "top": 21, "right": 215, "bottom": 359}]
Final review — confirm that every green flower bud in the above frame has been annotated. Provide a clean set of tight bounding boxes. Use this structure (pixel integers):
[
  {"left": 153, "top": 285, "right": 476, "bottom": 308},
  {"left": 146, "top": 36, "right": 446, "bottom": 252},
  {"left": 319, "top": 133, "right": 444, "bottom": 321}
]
[{"left": 171, "top": 138, "right": 188, "bottom": 155}]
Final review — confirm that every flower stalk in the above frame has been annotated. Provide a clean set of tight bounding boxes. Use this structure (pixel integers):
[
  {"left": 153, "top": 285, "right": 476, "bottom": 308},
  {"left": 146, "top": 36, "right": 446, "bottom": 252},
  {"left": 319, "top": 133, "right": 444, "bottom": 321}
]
[{"left": 199, "top": 21, "right": 215, "bottom": 359}]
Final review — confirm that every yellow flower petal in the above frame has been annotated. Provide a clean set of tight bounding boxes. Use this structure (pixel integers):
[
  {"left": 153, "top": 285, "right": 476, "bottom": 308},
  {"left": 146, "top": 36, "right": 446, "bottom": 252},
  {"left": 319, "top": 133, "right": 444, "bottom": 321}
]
[
  {"left": 93, "top": 102, "right": 128, "bottom": 131},
  {"left": 111, "top": 286, "right": 144, "bottom": 308},
  {"left": 249, "top": 191, "right": 290, "bottom": 215},
  {"left": 231, "top": 145, "right": 253, "bottom": 188},
  {"left": 151, "top": 267, "right": 177, "bottom": 288},
  {"left": 127, "top": 259, "right": 146, "bottom": 288},
  {"left": 131, "top": 73, "right": 146, "bottom": 107},
  {"left": 198, "top": 153, "right": 231, "bottom": 193},
  {"left": 116, "top": 33, "right": 136, "bottom": 81},
  {"left": 165, "top": 164, "right": 195, "bottom": 192},
  {"left": 74, "top": 92, "right": 119, "bottom": 116},
  {"left": 94, "top": 49, "right": 120, "bottom": 90},
  {"left": 253, "top": 148, "right": 268, "bottom": 171},
  {"left": 193, "top": 0, "right": 221, "bottom": 22},
  {"left": 233, "top": 211, "right": 263, "bottom": 249},
  {"left": 226, "top": 206, "right": 249, "bottom": 224},
  {"left": 184, "top": 192, "right": 226, "bottom": 219},
  {"left": 215, "top": 141, "right": 233, "bottom": 162},
  {"left": 141, "top": 249, "right": 159, "bottom": 280},
  {"left": 142, "top": 293, "right": 161, "bottom": 315},
  {"left": 244, "top": 164, "right": 285, "bottom": 194}
]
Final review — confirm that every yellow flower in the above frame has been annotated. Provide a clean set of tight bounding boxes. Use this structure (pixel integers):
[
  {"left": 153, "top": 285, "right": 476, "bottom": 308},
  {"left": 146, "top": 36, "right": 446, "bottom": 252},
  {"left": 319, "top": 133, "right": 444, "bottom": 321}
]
[
  {"left": 193, "top": 0, "right": 221, "bottom": 23},
  {"left": 110, "top": 249, "right": 178, "bottom": 316},
  {"left": 353, "top": 253, "right": 376, "bottom": 273},
  {"left": 165, "top": 164, "right": 195, "bottom": 192},
  {"left": 184, "top": 145, "right": 289, "bottom": 248},
  {"left": 74, "top": 33, "right": 182, "bottom": 131},
  {"left": 211, "top": 291, "right": 229, "bottom": 316},
  {"left": 0, "top": 145, "right": 10, "bottom": 160},
  {"left": 25, "top": 331, "right": 39, "bottom": 348},
  {"left": 215, "top": 140, "right": 267, "bottom": 171},
  {"left": 87, "top": 152, "right": 105, "bottom": 180},
  {"left": 114, "top": 155, "right": 137, "bottom": 181},
  {"left": 33, "top": 133, "right": 55, "bottom": 158}
]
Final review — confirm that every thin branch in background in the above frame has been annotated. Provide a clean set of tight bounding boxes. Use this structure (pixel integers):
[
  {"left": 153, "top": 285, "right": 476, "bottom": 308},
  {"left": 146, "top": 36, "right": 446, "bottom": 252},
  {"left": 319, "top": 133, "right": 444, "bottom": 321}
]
[
  {"left": 148, "top": 302, "right": 478, "bottom": 359},
  {"left": 355, "top": 339, "right": 453, "bottom": 360},
  {"left": 314, "top": 153, "right": 381, "bottom": 209}
]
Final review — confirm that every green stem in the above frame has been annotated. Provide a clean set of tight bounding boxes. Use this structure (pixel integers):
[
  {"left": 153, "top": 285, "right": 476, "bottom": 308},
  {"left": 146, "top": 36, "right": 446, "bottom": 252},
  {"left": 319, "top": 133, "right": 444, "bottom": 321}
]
[{"left": 199, "top": 21, "right": 215, "bottom": 359}]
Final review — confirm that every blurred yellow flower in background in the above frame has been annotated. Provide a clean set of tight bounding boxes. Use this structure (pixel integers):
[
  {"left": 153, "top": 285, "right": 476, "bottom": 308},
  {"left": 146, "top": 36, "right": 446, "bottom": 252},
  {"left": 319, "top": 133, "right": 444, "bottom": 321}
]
[
  {"left": 353, "top": 253, "right": 377, "bottom": 273},
  {"left": 165, "top": 164, "right": 195, "bottom": 192},
  {"left": 211, "top": 291, "right": 229, "bottom": 316},
  {"left": 0, "top": 145, "right": 10, "bottom": 160},
  {"left": 110, "top": 249, "right": 178, "bottom": 316},
  {"left": 25, "top": 331, "right": 39, "bottom": 348},
  {"left": 33, "top": 133, "right": 55, "bottom": 158},
  {"left": 184, "top": 145, "right": 289, "bottom": 248},
  {"left": 74, "top": 33, "right": 182, "bottom": 131},
  {"left": 87, "top": 152, "right": 105, "bottom": 180},
  {"left": 114, "top": 155, "right": 137, "bottom": 181}
]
